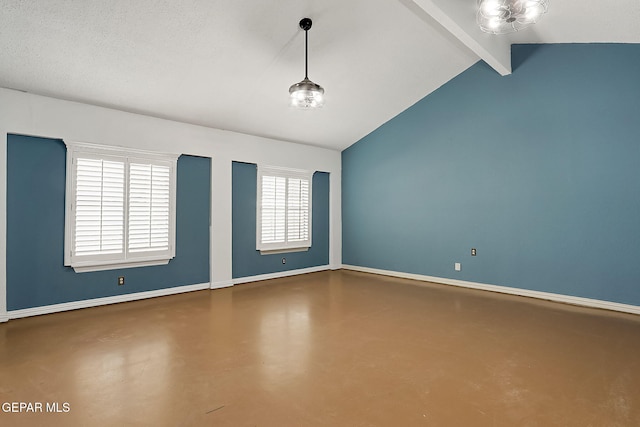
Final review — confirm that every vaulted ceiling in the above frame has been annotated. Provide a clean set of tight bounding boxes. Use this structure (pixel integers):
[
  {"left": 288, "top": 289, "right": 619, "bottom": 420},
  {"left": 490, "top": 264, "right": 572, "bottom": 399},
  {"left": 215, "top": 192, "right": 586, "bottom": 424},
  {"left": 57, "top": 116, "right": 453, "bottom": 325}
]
[{"left": 1, "top": 1, "right": 639, "bottom": 150}]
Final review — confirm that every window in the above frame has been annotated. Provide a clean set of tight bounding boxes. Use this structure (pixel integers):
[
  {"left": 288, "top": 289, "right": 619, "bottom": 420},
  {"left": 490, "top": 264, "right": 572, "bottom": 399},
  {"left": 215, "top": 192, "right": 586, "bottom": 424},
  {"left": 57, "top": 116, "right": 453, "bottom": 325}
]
[
  {"left": 256, "top": 165, "right": 313, "bottom": 253},
  {"left": 64, "top": 141, "right": 178, "bottom": 272}
]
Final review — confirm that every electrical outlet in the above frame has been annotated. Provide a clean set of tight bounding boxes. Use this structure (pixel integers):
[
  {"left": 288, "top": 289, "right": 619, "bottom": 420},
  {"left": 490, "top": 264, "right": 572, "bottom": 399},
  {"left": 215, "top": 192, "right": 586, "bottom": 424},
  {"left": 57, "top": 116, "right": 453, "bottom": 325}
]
[
  {"left": 455, "top": 263, "right": 461, "bottom": 271},
  {"left": 471, "top": 248, "right": 477, "bottom": 256},
  {"left": 281, "top": 257, "right": 286, "bottom": 264},
  {"left": 117, "top": 276, "right": 125, "bottom": 286}
]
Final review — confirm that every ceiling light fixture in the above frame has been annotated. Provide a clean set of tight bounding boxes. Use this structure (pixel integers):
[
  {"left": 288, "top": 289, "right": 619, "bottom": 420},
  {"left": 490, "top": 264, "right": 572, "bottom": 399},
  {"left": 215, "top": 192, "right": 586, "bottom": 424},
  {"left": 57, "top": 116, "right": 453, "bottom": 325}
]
[
  {"left": 289, "top": 18, "right": 324, "bottom": 109},
  {"left": 477, "top": 0, "right": 548, "bottom": 34}
]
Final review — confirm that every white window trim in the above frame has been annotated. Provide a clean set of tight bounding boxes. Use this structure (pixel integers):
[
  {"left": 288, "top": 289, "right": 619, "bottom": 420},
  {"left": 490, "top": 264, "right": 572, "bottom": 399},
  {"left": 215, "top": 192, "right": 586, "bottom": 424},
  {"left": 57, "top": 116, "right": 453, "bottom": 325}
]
[
  {"left": 256, "top": 165, "right": 313, "bottom": 254},
  {"left": 64, "top": 140, "right": 179, "bottom": 272}
]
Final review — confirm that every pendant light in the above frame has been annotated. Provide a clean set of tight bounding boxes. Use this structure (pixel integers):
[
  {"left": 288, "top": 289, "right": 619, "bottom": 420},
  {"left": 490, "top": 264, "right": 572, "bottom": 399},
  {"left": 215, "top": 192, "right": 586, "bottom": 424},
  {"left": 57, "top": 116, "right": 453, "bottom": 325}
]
[
  {"left": 289, "top": 18, "right": 325, "bottom": 109},
  {"left": 477, "top": 0, "right": 549, "bottom": 34}
]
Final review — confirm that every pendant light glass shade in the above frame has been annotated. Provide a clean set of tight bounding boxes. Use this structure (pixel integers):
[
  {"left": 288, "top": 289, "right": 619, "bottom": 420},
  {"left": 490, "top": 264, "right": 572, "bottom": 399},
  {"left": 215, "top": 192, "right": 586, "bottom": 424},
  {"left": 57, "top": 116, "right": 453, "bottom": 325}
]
[
  {"left": 289, "top": 18, "right": 324, "bottom": 109},
  {"left": 477, "top": 0, "right": 548, "bottom": 34},
  {"left": 289, "top": 78, "right": 324, "bottom": 109}
]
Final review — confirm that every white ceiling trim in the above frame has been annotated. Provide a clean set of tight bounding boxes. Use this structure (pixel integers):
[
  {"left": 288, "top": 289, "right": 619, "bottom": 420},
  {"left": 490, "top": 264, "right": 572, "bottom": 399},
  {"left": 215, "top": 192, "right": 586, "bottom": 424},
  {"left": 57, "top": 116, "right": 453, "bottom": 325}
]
[{"left": 405, "top": 0, "right": 512, "bottom": 76}]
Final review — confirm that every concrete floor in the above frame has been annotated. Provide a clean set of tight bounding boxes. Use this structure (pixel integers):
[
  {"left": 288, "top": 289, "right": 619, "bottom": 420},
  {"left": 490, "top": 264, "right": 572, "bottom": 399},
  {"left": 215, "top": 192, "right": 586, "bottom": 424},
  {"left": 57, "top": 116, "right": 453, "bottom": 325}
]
[{"left": 1, "top": 270, "right": 639, "bottom": 426}]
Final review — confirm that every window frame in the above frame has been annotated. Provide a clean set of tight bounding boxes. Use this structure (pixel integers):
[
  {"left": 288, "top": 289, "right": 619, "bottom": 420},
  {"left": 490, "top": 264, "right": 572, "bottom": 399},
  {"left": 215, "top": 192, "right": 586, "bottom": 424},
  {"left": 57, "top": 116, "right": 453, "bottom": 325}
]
[
  {"left": 63, "top": 141, "right": 179, "bottom": 272},
  {"left": 256, "top": 165, "right": 313, "bottom": 254}
]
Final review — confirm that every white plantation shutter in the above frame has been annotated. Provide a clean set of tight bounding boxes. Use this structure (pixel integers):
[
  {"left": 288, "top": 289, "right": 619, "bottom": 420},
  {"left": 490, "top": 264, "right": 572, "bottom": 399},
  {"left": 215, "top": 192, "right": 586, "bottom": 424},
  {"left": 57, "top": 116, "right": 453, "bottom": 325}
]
[
  {"left": 64, "top": 141, "right": 178, "bottom": 272},
  {"left": 257, "top": 166, "right": 312, "bottom": 252},
  {"left": 128, "top": 162, "right": 171, "bottom": 253},
  {"left": 74, "top": 157, "right": 125, "bottom": 256},
  {"left": 260, "top": 175, "right": 286, "bottom": 244},
  {"left": 287, "top": 178, "right": 309, "bottom": 242}
]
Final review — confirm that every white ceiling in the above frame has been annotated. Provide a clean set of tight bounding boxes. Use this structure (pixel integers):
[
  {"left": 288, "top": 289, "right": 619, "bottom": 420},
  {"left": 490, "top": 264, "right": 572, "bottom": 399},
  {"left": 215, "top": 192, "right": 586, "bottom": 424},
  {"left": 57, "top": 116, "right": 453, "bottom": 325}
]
[{"left": 1, "top": 1, "right": 639, "bottom": 151}]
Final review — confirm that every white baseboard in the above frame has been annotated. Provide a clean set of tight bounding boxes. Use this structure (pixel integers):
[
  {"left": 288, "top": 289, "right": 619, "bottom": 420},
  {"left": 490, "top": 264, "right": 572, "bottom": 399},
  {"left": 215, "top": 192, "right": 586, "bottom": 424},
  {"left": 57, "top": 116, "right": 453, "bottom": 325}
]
[
  {"left": 7, "top": 282, "right": 211, "bottom": 320},
  {"left": 342, "top": 265, "right": 640, "bottom": 316},
  {"left": 210, "top": 280, "right": 234, "bottom": 290},
  {"left": 232, "top": 265, "right": 330, "bottom": 285},
  {"left": 4, "top": 265, "right": 332, "bottom": 321}
]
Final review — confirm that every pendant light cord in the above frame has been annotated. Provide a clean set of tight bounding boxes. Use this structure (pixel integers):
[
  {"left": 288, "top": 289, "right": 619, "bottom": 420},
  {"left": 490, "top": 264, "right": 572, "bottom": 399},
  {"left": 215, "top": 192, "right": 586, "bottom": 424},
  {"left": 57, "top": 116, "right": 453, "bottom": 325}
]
[{"left": 304, "top": 29, "right": 309, "bottom": 79}]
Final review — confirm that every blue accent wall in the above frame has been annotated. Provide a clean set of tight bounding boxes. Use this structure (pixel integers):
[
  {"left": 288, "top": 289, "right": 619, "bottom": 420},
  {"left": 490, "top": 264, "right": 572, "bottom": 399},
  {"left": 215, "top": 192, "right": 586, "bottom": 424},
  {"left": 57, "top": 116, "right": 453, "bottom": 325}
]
[
  {"left": 342, "top": 44, "right": 640, "bottom": 306},
  {"left": 7, "top": 134, "right": 211, "bottom": 310},
  {"left": 232, "top": 161, "right": 329, "bottom": 278}
]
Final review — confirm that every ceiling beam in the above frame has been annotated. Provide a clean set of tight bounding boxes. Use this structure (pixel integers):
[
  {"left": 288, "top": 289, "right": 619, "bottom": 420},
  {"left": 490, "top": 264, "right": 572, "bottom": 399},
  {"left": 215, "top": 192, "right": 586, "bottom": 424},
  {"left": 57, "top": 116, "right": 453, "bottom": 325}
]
[{"left": 404, "top": 0, "right": 512, "bottom": 76}]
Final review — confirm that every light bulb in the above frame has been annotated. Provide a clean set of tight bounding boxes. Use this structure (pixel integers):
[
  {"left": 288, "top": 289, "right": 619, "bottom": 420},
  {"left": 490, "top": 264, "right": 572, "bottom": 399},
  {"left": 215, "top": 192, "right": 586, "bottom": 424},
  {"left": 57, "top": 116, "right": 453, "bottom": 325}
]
[
  {"left": 482, "top": 0, "right": 501, "bottom": 14},
  {"left": 489, "top": 17, "right": 501, "bottom": 28},
  {"left": 525, "top": 5, "right": 542, "bottom": 19}
]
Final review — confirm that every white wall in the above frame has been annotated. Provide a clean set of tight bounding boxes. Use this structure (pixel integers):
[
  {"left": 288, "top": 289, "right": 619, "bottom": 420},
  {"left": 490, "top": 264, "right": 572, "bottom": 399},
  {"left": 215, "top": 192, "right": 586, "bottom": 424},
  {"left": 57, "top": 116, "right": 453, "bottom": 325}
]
[{"left": 0, "top": 88, "right": 342, "bottom": 321}]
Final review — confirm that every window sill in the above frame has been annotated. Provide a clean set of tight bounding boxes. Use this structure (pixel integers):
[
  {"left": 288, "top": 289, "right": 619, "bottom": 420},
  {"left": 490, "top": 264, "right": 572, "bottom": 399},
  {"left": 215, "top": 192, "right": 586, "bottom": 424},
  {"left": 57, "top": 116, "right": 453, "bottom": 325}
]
[
  {"left": 258, "top": 247, "right": 310, "bottom": 255},
  {"left": 70, "top": 259, "right": 171, "bottom": 273}
]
